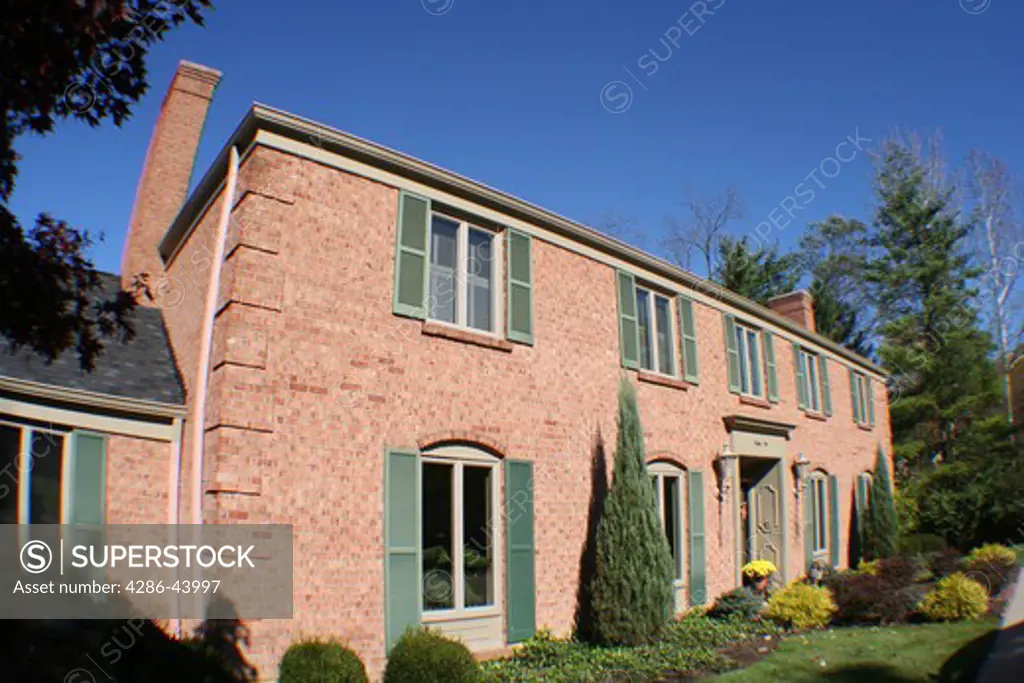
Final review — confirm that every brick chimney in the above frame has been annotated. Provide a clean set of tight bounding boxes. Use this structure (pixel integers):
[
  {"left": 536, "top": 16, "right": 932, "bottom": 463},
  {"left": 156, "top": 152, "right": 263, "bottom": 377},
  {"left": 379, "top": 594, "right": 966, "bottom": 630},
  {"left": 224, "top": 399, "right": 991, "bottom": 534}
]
[
  {"left": 767, "top": 290, "right": 816, "bottom": 332},
  {"left": 121, "top": 60, "right": 221, "bottom": 295}
]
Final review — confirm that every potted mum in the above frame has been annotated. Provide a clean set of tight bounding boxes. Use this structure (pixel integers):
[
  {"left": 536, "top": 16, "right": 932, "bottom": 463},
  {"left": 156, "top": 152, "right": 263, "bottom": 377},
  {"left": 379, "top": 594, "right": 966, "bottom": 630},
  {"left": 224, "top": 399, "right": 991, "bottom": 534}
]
[{"left": 742, "top": 560, "right": 778, "bottom": 595}]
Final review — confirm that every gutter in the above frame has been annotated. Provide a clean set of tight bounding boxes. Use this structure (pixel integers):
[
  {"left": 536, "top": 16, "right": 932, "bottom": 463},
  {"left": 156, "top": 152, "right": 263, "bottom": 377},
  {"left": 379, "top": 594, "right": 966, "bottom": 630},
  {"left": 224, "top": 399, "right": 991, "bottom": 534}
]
[
  {"left": 0, "top": 376, "right": 185, "bottom": 419},
  {"left": 158, "top": 104, "right": 886, "bottom": 378},
  {"left": 187, "top": 145, "right": 240, "bottom": 525}
]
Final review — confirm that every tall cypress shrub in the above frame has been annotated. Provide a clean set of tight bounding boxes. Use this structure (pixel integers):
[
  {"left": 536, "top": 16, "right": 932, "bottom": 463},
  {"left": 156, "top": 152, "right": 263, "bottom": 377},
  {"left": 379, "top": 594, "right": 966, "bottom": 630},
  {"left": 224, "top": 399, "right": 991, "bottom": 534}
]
[
  {"left": 590, "top": 378, "right": 674, "bottom": 645},
  {"left": 865, "top": 446, "right": 900, "bottom": 559}
]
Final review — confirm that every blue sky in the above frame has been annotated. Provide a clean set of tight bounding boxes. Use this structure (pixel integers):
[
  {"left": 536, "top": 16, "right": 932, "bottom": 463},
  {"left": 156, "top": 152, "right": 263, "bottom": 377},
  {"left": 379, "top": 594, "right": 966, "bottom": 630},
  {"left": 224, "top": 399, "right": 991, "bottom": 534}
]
[{"left": 9, "top": 0, "right": 1024, "bottom": 277}]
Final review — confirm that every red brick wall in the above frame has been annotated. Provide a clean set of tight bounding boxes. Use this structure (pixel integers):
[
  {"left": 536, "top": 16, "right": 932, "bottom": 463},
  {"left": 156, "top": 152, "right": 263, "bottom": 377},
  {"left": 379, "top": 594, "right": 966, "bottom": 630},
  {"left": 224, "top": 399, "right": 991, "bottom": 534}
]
[
  {"left": 105, "top": 433, "right": 170, "bottom": 524},
  {"left": 153, "top": 144, "right": 892, "bottom": 679}
]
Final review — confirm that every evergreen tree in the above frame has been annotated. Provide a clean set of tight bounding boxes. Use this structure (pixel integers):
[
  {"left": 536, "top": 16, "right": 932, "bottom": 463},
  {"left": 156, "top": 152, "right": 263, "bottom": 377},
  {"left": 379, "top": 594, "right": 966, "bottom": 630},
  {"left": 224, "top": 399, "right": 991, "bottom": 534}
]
[
  {"left": 713, "top": 236, "right": 801, "bottom": 305},
  {"left": 864, "top": 446, "right": 900, "bottom": 560},
  {"left": 799, "top": 216, "right": 873, "bottom": 356},
  {"left": 866, "top": 140, "right": 999, "bottom": 470},
  {"left": 590, "top": 378, "right": 674, "bottom": 645}
]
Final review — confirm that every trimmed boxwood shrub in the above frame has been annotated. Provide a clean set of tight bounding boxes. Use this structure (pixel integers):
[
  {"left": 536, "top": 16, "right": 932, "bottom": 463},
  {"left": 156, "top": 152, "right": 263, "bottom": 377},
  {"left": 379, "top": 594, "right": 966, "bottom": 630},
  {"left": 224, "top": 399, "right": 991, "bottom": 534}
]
[
  {"left": 764, "top": 583, "right": 836, "bottom": 630},
  {"left": 707, "top": 587, "right": 765, "bottom": 621},
  {"left": 279, "top": 639, "right": 368, "bottom": 683},
  {"left": 384, "top": 628, "right": 479, "bottom": 683},
  {"left": 918, "top": 572, "right": 989, "bottom": 622}
]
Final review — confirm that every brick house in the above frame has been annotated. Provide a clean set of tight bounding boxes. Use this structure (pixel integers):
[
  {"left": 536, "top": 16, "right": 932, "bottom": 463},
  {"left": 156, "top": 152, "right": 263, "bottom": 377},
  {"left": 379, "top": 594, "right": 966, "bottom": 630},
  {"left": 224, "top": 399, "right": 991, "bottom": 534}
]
[{"left": 1, "top": 61, "right": 890, "bottom": 679}]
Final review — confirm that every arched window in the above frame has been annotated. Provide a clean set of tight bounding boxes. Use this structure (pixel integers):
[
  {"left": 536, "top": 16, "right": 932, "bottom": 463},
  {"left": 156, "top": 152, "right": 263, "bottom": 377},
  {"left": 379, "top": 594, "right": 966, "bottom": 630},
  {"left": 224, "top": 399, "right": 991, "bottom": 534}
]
[
  {"left": 649, "top": 461, "right": 686, "bottom": 581},
  {"left": 420, "top": 444, "right": 500, "bottom": 613},
  {"left": 807, "top": 471, "right": 830, "bottom": 557}
]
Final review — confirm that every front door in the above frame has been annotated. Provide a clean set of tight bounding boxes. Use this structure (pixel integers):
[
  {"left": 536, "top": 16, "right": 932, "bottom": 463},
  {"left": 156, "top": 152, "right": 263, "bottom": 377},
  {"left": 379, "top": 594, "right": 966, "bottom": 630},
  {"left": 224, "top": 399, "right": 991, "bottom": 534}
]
[{"left": 746, "top": 459, "right": 783, "bottom": 569}]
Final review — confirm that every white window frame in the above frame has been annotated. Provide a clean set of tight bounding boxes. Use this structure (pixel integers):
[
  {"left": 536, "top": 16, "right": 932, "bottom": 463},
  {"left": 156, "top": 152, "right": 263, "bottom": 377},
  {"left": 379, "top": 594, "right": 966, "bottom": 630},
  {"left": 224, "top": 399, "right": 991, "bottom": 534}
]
[
  {"left": 636, "top": 285, "right": 677, "bottom": 377},
  {"left": 427, "top": 213, "right": 504, "bottom": 336},
  {"left": 800, "top": 348, "right": 822, "bottom": 413},
  {"left": 808, "top": 473, "right": 829, "bottom": 556},
  {"left": 0, "top": 419, "right": 73, "bottom": 525},
  {"left": 649, "top": 462, "right": 686, "bottom": 582},
  {"left": 734, "top": 322, "right": 765, "bottom": 398},
  {"left": 420, "top": 445, "right": 503, "bottom": 621}
]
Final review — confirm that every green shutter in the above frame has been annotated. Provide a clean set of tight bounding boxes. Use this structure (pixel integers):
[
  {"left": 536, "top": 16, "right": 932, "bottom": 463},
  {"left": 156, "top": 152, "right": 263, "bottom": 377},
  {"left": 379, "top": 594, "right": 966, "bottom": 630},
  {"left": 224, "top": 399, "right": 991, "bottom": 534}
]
[
  {"left": 849, "top": 369, "right": 860, "bottom": 423},
  {"left": 819, "top": 356, "right": 833, "bottom": 417},
  {"left": 723, "top": 314, "right": 740, "bottom": 394},
  {"left": 764, "top": 331, "right": 779, "bottom": 403},
  {"left": 688, "top": 470, "right": 707, "bottom": 606},
  {"left": 828, "top": 475, "right": 841, "bottom": 568},
  {"left": 794, "top": 343, "right": 808, "bottom": 410},
  {"left": 507, "top": 229, "right": 534, "bottom": 345},
  {"left": 866, "top": 379, "right": 876, "bottom": 427},
  {"left": 617, "top": 271, "right": 640, "bottom": 369},
  {"left": 506, "top": 460, "right": 536, "bottom": 643},
  {"left": 385, "top": 449, "right": 421, "bottom": 650},
  {"left": 805, "top": 483, "right": 815, "bottom": 574},
  {"left": 393, "top": 192, "right": 431, "bottom": 319},
  {"left": 678, "top": 296, "right": 700, "bottom": 384},
  {"left": 69, "top": 432, "right": 106, "bottom": 525}
]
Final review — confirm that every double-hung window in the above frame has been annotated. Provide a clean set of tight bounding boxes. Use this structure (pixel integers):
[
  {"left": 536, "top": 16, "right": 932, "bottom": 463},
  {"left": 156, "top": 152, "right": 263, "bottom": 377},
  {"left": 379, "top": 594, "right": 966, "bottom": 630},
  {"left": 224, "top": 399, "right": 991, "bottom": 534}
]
[
  {"left": 799, "top": 349, "right": 821, "bottom": 412},
  {"left": 427, "top": 214, "right": 501, "bottom": 334},
  {"left": 850, "top": 371, "right": 873, "bottom": 425},
  {"left": 734, "top": 322, "right": 764, "bottom": 397},
  {"left": 808, "top": 475, "right": 829, "bottom": 555},
  {"left": 636, "top": 286, "right": 676, "bottom": 376}
]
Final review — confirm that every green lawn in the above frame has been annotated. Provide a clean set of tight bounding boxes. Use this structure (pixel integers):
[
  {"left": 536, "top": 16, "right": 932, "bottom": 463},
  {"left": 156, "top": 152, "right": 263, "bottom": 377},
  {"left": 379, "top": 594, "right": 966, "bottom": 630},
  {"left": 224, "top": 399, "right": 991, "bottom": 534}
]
[{"left": 714, "top": 619, "right": 998, "bottom": 683}]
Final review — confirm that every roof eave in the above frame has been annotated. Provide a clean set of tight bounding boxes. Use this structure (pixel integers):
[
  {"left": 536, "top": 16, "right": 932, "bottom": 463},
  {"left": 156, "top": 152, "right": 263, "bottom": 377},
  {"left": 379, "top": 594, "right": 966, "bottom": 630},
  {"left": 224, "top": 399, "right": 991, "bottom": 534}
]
[{"left": 157, "top": 103, "right": 887, "bottom": 377}]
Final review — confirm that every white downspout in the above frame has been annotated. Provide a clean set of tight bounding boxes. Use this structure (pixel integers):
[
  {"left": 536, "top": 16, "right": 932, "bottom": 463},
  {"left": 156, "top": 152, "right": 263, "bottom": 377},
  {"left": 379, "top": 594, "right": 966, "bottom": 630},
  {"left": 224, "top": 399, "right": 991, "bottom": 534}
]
[{"left": 189, "top": 146, "right": 240, "bottom": 525}]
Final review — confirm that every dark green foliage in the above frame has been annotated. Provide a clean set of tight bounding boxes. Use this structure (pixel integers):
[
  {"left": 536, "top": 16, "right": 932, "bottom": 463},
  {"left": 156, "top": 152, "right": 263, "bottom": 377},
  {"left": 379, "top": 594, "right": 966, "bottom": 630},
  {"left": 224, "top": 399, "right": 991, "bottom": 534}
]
[
  {"left": 707, "top": 587, "right": 766, "bottom": 621},
  {"left": 1, "top": 1, "right": 211, "bottom": 369},
  {"left": 279, "top": 639, "right": 368, "bottom": 683},
  {"left": 799, "top": 216, "right": 872, "bottom": 356},
  {"left": 901, "top": 534, "right": 949, "bottom": 555},
  {"left": 905, "top": 417, "right": 1024, "bottom": 549},
  {"left": 383, "top": 628, "right": 479, "bottom": 683},
  {"left": 864, "top": 447, "right": 900, "bottom": 560},
  {"left": 590, "top": 378, "right": 675, "bottom": 646},
  {"left": 866, "top": 140, "right": 1000, "bottom": 471},
  {"left": 480, "top": 616, "right": 780, "bottom": 682},
  {"left": 712, "top": 235, "right": 801, "bottom": 305}
]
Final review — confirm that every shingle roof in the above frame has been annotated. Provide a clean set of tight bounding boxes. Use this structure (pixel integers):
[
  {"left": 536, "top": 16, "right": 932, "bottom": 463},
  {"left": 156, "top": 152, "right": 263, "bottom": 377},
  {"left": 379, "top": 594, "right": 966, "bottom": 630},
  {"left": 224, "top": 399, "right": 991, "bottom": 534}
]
[{"left": 0, "top": 273, "right": 185, "bottom": 406}]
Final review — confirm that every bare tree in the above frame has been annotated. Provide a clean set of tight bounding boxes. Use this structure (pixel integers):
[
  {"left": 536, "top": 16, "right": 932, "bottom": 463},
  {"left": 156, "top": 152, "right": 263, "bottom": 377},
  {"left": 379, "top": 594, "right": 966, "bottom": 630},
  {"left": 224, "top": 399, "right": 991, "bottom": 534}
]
[
  {"left": 594, "top": 213, "right": 647, "bottom": 251},
  {"left": 663, "top": 186, "right": 745, "bottom": 277},
  {"left": 966, "top": 150, "right": 1023, "bottom": 421}
]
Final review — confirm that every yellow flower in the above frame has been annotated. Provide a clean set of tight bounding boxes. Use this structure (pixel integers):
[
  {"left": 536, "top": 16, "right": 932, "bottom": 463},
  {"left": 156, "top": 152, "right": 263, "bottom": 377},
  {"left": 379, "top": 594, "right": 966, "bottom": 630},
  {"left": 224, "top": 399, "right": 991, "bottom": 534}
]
[{"left": 742, "top": 560, "right": 778, "bottom": 578}]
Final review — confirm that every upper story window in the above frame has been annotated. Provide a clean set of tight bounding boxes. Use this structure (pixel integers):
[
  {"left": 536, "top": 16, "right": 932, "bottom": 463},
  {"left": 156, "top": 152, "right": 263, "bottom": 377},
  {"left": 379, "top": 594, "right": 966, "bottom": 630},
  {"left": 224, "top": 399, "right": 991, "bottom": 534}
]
[
  {"left": 733, "top": 321, "right": 764, "bottom": 398},
  {"left": 849, "top": 370, "right": 875, "bottom": 427},
  {"left": 724, "top": 314, "right": 780, "bottom": 403},
  {"left": 393, "top": 192, "right": 534, "bottom": 345},
  {"left": 795, "top": 346, "right": 832, "bottom": 416},
  {"left": 798, "top": 349, "right": 820, "bottom": 412},
  {"left": 616, "top": 271, "right": 700, "bottom": 383},
  {"left": 428, "top": 214, "right": 499, "bottom": 334},
  {"left": 637, "top": 286, "right": 676, "bottom": 376}
]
